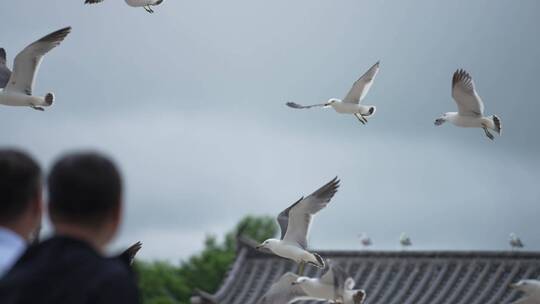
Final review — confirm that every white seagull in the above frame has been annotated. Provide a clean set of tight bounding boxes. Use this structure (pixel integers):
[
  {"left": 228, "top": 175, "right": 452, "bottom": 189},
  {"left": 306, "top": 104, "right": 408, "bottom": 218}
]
[
  {"left": 256, "top": 272, "right": 307, "bottom": 304},
  {"left": 358, "top": 233, "right": 372, "bottom": 248},
  {"left": 434, "top": 69, "right": 502, "bottom": 140},
  {"left": 509, "top": 233, "right": 525, "bottom": 250},
  {"left": 510, "top": 280, "right": 540, "bottom": 304},
  {"left": 293, "top": 260, "right": 367, "bottom": 304},
  {"left": 256, "top": 177, "right": 340, "bottom": 274},
  {"left": 0, "top": 27, "right": 71, "bottom": 111},
  {"left": 85, "top": 0, "right": 164, "bottom": 13},
  {"left": 286, "top": 61, "right": 380, "bottom": 125},
  {"left": 400, "top": 233, "right": 412, "bottom": 249}
]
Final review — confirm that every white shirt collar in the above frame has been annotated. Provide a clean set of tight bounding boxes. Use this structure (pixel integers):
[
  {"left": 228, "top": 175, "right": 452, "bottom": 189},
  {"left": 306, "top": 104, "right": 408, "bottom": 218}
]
[{"left": 0, "top": 227, "right": 26, "bottom": 277}]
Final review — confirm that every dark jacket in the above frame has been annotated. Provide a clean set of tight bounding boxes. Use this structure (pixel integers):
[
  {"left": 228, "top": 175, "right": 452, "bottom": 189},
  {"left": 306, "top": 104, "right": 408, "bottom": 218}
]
[{"left": 0, "top": 236, "right": 139, "bottom": 304}]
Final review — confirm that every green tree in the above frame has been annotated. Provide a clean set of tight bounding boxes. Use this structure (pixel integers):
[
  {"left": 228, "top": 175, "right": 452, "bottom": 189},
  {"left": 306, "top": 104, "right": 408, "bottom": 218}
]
[{"left": 135, "top": 215, "right": 278, "bottom": 304}]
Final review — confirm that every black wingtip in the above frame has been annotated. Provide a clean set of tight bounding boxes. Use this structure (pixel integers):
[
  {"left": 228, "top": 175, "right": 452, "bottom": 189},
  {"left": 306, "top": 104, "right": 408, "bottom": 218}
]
[
  {"left": 0, "top": 48, "right": 5, "bottom": 63},
  {"left": 39, "top": 26, "right": 72, "bottom": 44},
  {"left": 312, "top": 252, "right": 325, "bottom": 268}
]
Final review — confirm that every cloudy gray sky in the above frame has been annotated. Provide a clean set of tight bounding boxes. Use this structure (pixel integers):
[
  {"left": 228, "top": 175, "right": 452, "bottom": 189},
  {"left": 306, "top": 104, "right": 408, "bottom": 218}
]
[{"left": 1, "top": 0, "right": 540, "bottom": 261}]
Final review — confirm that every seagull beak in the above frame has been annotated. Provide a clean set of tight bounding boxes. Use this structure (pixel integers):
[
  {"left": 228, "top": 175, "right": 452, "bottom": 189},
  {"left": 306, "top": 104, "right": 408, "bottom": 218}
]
[
  {"left": 509, "top": 283, "right": 518, "bottom": 289},
  {"left": 434, "top": 118, "right": 444, "bottom": 126},
  {"left": 291, "top": 282, "right": 298, "bottom": 286},
  {"left": 255, "top": 245, "right": 262, "bottom": 250}
]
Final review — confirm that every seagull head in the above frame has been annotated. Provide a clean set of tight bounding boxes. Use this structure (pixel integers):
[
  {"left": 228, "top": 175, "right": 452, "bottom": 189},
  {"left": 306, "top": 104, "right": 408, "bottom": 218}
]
[
  {"left": 255, "top": 239, "right": 279, "bottom": 251},
  {"left": 434, "top": 114, "right": 447, "bottom": 126},
  {"left": 325, "top": 98, "right": 339, "bottom": 106},
  {"left": 291, "top": 277, "right": 309, "bottom": 286}
]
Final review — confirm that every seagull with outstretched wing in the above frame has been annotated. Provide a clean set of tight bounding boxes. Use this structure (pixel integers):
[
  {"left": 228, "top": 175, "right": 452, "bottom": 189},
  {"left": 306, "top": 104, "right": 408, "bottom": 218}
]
[
  {"left": 434, "top": 69, "right": 502, "bottom": 140},
  {"left": 293, "top": 260, "right": 367, "bottom": 304},
  {"left": 256, "top": 177, "right": 340, "bottom": 275},
  {"left": 85, "top": 0, "right": 164, "bottom": 13},
  {"left": 286, "top": 61, "right": 380, "bottom": 125},
  {"left": 0, "top": 27, "right": 71, "bottom": 111}
]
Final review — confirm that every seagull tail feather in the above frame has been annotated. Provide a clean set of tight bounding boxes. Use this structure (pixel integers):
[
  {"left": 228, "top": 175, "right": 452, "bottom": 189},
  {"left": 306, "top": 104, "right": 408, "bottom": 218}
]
[
  {"left": 353, "top": 290, "right": 366, "bottom": 304},
  {"left": 45, "top": 93, "right": 54, "bottom": 106}
]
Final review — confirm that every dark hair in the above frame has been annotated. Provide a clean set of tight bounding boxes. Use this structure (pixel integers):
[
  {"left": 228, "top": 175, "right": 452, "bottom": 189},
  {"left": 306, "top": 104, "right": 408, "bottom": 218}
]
[
  {"left": 48, "top": 152, "right": 122, "bottom": 226},
  {"left": 0, "top": 149, "right": 41, "bottom": 224}
]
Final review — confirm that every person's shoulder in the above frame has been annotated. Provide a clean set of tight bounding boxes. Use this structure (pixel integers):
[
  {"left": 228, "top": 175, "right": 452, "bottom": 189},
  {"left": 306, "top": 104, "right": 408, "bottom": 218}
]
[{"left": 88, "top": 259, "right": 139, "bottom": 303}]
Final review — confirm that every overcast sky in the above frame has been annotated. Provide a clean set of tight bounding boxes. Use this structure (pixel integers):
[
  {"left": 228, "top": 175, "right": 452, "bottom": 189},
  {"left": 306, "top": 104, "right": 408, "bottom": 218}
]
[{"left": 1, "top": 0, "right": 540, "bottom": 262}]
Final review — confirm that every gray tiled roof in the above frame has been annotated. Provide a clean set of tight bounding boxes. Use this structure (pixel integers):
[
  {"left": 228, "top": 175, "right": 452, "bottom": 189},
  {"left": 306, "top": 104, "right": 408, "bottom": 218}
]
[{"left": 191, "top": 237, "right": 540, "bottom": 304}]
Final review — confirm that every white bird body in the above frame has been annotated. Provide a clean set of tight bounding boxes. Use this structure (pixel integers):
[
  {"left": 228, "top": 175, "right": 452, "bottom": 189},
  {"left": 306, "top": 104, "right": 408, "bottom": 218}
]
[
  {"left": 263, "top": 239, "right": 320, "bottom": 265},
  {"left": 327, "top": 99, "right": 375, "bottom": 115},
  {"left": 358, "top": 233, "right": 372, "bottom": 247},
  {"left": 400, "top": 233, "right": 412, "bottom": 247},
  {"left": 435, "top": 69, "right": 502, "bottom": 140},
  {"left": 0, "top": 27, "right": 70, "bottom": 111},
  {"left": 85, "top": 0, "right": 163, "bottom": 13},
  {"left": 295, "top": 278, "right": 334, "bottom": 299},
  {"left": 256, "top": 177, "right": 340, "bottom": 269},
  {"left": 510, "top": 233, "right": 524, "bottom": 249},
  {"left": 293, "top": 260, "right": 366, "bottom": 304},
  {"left": 0, "top": 90, "right": 51, "bottom": 108},
  {"left": 125, "top": 0, "right": 162, "bottom": 7},
  {"left": 286, "top": 62, "right": 379, "bottom": 125},
  {"left": 443, "top": 112, "right": 497, "bottom": 129},
  {"left": 510, "top": 280, "right": 540, "bottom": 304}
]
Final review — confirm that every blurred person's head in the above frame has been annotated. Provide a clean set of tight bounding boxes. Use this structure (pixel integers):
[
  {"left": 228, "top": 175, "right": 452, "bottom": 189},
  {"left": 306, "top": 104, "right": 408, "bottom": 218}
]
[
  {"left": 48, "top": 152, "right": 123, "bottom": 252},
  {"left": 0, "top": 149, "right": 42, "bottom": 241}
]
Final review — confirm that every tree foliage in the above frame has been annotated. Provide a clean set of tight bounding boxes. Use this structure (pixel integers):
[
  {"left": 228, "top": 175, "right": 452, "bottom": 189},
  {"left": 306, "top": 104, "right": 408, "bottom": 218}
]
[{"left": 135, "top": 215, "right": 278, "bottom": 304}]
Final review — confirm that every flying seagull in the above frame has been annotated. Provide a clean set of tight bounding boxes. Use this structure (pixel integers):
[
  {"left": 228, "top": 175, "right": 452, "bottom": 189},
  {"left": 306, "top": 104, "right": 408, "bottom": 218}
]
[
  {"left": 0, "top": 27, "right": 71, "bottom": 111},
  {"left": 286, "top": 61, "right": 380, "bottom": 125},
  {"left": 400, "top": 233, "right": 412, "bottom": 249},
  {"left": 509, "top": 233, "right": 524, "bottom": 250},
  {"left": 85, "top": 0, "right": 164, "bottom": 13},
  {"left": 509, "top": 280, "right": 540, "bottom": 304},
  {"left": 256, "top": 177, "right": 340, "bottom": 275},
  {"left": 358, "top": 233, "right": 372, "bottom": 248},
  {"left": 434, "top": 69, "right": 502, "bottom": 140},
  {"left": 293, "top": 260, "right": 366, "bottom": 304}
]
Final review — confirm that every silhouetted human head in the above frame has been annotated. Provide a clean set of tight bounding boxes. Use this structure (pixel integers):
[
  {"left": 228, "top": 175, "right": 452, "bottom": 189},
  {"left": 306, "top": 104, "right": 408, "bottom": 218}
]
[
  {"left": 0, "top": 149, "right": 42, "bottom": 241},
  {"left": 48, "top": 152, "right": 123, "bottom": 250}
]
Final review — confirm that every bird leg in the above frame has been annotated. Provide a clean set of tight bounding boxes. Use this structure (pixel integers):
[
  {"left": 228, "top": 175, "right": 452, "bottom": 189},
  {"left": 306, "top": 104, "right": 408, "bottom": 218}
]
[
  {"left": 482, "top": 126, "right": 494, "bottom": 140},
  {"left": 144, "top": 5, "right": 154, "bottom": 13},
  {"left": 297, "top": 262, "right": 305, "bottom": 276},
  {"left": 31, "top": 106, "right": 45, "bottom": 111},
  {"left": 354, "top": 113, "right": 366, "bottom": 125}
]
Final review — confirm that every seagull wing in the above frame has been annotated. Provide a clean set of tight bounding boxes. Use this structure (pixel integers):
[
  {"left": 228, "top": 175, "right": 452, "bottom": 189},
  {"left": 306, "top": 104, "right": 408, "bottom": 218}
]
[
  {"left": 85, "top": 0, "right": 105, "bottom": 3},
  {"left": 278, "top": 177, "right": 340, "bottom": 249},
  {"left": 257, "top": 272, "right": 307, "bottom": 304},
  {"left": 343, "top": 62, "right": 380, "bottom": 104},
  {"left": 0, "top": 48, "right": 11, "bottom": 89},
  {"left": 451, "top": 69, "right": 484, "bottom": 117},
  {"left": 286, "top": 102, "right": 327, "bottom": 109},
  {"left": 319, "top": 260, "right": 350, "bottom": 298},
  {"left": 5, "top": 27, "right": 71, "bottom": 95}
]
